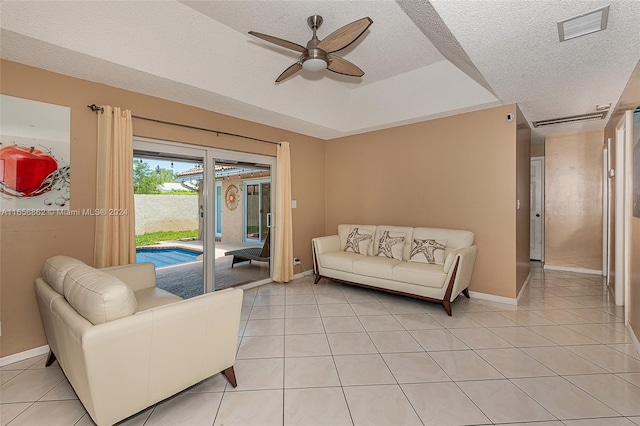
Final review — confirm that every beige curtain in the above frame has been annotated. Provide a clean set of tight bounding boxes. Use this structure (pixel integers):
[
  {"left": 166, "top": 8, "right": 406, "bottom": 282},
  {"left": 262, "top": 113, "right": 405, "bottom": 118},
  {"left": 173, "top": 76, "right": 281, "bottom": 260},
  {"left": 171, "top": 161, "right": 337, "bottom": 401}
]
[
  {"left": 94, "top": 106, "right": 136, "bottom": 268},
  {"left": 272, "top": 141, "right": 294, "bottom": 282}
]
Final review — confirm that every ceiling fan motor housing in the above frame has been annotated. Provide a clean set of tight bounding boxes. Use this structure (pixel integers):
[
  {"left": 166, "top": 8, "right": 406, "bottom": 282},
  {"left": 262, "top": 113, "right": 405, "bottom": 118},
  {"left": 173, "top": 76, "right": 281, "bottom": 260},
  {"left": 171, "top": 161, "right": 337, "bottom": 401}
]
[{"left": 307, "top": 15, "right": 323, "bottom": 30}]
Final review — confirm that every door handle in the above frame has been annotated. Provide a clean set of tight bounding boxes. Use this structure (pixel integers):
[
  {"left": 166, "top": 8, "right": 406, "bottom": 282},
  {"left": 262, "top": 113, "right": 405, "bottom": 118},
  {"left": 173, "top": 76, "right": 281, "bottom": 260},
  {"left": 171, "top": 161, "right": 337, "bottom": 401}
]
[
  {"left": 266, "top": 213, "right": 272, "bottom": 228},
  {"left": 536, "top": 214, "right": 540, "bottom": 217}
]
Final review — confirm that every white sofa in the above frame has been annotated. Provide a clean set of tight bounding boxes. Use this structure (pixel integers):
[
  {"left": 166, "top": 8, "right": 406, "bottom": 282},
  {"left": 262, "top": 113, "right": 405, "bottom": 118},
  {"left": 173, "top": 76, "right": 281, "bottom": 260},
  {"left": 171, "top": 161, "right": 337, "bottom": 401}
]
[
  {"left": 312, "top": 225, "right": 477, "bottom": 315},
  {"left": 34, "top": 255, "right": 243, "bottom": 426}
]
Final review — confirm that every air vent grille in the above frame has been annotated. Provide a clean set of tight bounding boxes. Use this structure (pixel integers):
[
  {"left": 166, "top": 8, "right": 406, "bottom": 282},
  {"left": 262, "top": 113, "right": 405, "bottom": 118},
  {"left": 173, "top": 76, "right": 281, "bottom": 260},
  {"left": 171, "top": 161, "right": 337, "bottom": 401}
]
[{"left": 532, "top": 111, "right": 607, "bottom": 128}]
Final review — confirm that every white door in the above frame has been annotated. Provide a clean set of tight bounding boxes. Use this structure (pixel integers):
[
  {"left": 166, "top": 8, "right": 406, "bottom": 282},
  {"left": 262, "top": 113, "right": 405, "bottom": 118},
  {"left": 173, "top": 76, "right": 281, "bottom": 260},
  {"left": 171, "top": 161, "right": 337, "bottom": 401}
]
[{"left": 530, "top": 157, "right": 544, "bottom": 261}]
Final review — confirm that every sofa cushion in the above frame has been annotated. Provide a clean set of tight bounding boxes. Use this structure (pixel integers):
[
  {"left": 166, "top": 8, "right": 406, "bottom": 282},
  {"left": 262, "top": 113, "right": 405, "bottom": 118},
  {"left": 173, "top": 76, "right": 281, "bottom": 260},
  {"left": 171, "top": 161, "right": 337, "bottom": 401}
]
[
  {"left": 344, "top": 227, "right": 374, "bottom": 255},
  {"left": 353, "top": 256, "right": 400, "bottom": 280},
  {"left": 410, "top": 239, "right": 447, "bottom": 265},
  {"left": 373, "top": 226, "right": 413, "bottom": 260},
  {"left": 376, "top": 231, "right": 406, "bottom": 260},
  {"left": 392, "top": 262, "right": 448, "bottom": 288},
  {"left": 63, "top": 265, "right": 137, "bottom": 325},
  {"left": 42, "top": 255, "right": 87, "bottom": 294},
  {"left": 318, "top": 251, "right": 364, "bottom": 273},
  {"left": 338, "top": 224, "right": 377, "bottom": 256}
]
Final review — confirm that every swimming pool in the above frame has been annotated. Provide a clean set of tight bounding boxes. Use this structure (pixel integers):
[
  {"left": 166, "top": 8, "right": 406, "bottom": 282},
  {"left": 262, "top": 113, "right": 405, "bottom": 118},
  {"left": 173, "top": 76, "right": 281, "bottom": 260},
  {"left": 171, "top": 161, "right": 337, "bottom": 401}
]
[{"left": 136, "top": 247, "right": 201, "bottom": 268}]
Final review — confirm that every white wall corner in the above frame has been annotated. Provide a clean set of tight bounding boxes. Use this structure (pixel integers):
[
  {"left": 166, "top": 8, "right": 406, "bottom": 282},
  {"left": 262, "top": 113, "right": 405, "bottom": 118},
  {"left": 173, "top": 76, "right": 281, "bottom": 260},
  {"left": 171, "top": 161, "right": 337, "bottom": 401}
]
[
  {"left": 517, "top": 272, "right": 532, "bottom": 303},
  {"left": 629, "top": 323, "right": 640, "bottom": 359},
  {"left": 468, "top": 291, "right": 518, "bottom": 306}
]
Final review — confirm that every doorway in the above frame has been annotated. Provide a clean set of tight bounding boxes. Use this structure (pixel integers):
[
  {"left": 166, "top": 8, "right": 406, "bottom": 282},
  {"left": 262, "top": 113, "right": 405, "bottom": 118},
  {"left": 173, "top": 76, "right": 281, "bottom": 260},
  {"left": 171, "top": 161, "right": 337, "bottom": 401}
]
[
  {"left": 211, "top": 151, "right": 275, "bottom": 291},
  {"left": 133, "top": 138, "right": 275, "bottom": 297},
  {"left": 612, "top": 110, "right": 634, "bottom": 323},
  {"left": 244, "top": 180, "right": 271, "bottom": 243},
  {"left": 133, "top": 139, "right": 207, "bottom": 299}
]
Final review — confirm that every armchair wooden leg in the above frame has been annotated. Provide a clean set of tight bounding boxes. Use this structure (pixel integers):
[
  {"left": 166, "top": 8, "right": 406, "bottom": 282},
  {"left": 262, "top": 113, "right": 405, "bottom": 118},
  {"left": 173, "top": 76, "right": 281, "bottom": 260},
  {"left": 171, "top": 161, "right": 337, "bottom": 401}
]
[
  {"left": 462, "top": 288, "right": 470, "bottom": 298},
  {"left": 314, "top": 274, "right": 321, "bottom": 284},
  {"left": 45, "top": 350, "right": 57, "bottom": 367},
  {"left": 222, "top": 366, "right": 237, "bottom": 388}
]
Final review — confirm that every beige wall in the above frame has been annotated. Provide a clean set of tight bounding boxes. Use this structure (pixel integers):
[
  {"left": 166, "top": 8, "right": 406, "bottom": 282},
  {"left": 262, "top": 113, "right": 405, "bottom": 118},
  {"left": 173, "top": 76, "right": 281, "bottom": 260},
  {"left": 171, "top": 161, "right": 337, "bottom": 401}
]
[
  {"left": 531, "top": 142, "right": 545, "bottom": 157},
  {"left": 544, "top": 130, "right": 604, "bottom": 271},
  {"left": 516, "top": 106, "right": 532, "bottom": 295},
  {"left": 325, "top": 104, "right": 521, "bottom": 298},
  {"left": 221, "top": 176, "right": 243, "bottom": 244},
  {"left": 605, "top": 59, "right": 640, "bottom": 346},
  {"left": 0, "top": 60, "right": 326, "bottom": 356}
]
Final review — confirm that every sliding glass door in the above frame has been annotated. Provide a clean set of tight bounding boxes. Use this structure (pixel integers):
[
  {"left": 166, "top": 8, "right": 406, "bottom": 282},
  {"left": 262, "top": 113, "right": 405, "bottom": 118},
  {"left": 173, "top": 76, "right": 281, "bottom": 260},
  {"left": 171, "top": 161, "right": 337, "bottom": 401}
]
[
  {"left": 133, "top": 139, "right": 276, "bottom": 294},
  {"left": 133, "top": 137, "right": 209, "bottom": 296},
  {"left": 244, "top": 180, "right": 271, "bottom": 244}
]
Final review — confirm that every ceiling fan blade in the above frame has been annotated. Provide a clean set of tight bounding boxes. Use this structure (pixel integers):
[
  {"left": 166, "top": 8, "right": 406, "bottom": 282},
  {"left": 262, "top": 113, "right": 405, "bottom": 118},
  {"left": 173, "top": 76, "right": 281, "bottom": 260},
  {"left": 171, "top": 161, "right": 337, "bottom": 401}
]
[
  {"left": 317, "top": 17, "right": 373, "bottom": 53},
  {"left": 248, "top": 31, "right": 306, "bottom": 53},
  {"left": 275, "top": 63, "right": 302, "bottom": 82},
  {"left": 327, "top": 55, "right": 364, "bottom": 77}
]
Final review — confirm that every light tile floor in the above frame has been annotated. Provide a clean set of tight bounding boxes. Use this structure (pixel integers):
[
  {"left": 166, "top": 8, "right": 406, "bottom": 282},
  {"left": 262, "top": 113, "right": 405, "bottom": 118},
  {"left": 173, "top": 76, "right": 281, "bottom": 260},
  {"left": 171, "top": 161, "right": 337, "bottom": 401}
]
[{"left": 2, "top": 262, "right": 640, "bottom": 425}]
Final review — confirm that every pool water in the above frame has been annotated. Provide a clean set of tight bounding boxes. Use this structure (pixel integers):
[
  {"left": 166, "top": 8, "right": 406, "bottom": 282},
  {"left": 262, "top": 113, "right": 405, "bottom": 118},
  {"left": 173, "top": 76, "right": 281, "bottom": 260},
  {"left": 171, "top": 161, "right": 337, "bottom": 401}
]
[{"left": 136, "top": 248, "right": 201, "bottom": 268}]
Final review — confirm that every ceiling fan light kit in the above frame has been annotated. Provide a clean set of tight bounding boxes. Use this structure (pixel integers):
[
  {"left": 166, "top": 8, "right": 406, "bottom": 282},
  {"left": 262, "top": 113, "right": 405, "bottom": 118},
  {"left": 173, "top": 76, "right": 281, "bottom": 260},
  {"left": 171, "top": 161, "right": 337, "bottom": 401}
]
[{"left": 249, "top": 15, "right": 372, "bottom": 82}]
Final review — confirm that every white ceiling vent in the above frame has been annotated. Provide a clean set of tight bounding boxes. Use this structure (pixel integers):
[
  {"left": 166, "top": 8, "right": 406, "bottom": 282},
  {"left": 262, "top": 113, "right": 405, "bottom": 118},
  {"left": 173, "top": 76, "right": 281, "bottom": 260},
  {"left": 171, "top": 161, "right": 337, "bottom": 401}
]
[
  {"left": 532, "top": 111, "right": 608, "bottom": 128},
  {"left": 558, "top": 5, "right": 609, "bottom": 42}
]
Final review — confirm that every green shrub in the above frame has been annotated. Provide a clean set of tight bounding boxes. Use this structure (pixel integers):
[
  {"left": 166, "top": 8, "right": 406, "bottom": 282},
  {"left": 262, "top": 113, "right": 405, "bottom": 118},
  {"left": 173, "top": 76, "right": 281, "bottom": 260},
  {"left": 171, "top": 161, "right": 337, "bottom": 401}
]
[{"left": 136, "top": 230, "right": 199, "bottom": 246}]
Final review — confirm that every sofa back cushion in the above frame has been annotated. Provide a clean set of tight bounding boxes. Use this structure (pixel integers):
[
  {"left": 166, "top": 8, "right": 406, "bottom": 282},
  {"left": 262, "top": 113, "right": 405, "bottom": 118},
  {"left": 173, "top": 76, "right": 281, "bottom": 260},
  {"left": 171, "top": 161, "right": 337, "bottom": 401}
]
[
  {"left": 373, "top": 226, "right": 414, "bottom": 260},
  {"left": 63, "top": 265, "right": 137, "bottom": 325},
  {"left": 338, "top": 224, "right": 377, "bottom": 256},
  {"left": 42, "top": 255, "right": 87, "bottom": 294}
]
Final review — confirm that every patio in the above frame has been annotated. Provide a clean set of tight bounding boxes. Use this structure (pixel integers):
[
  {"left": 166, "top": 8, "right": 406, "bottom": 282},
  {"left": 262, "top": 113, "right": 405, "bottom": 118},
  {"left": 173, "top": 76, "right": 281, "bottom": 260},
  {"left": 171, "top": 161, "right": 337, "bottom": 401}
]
[{"left": 150, "top": 239, "right": 270, "bottom": 298}]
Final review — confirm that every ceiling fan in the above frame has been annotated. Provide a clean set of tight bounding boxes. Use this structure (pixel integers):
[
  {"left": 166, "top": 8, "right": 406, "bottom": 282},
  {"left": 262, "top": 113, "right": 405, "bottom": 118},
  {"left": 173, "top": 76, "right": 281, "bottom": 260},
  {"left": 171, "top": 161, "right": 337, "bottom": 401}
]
[{"left": 249, "top": 15, "right": 373, "bottom": 83}]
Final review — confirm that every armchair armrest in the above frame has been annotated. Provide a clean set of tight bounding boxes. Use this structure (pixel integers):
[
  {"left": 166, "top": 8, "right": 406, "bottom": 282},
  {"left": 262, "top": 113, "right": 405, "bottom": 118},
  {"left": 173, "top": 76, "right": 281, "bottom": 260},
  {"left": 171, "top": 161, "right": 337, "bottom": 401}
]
[{"left": 100, "top": 262, "right": 156, "bottom": 292}]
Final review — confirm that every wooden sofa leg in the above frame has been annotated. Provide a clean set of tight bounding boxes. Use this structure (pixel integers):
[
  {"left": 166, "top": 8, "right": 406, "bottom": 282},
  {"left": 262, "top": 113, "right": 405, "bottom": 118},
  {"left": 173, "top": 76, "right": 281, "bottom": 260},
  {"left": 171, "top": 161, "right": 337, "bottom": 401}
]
[
  {"left": 314, "top": 274, "right": 321, "bottom": 284},
  {"left": 222, "top": 366, "right": 237, "bottom": 388},
  {"left": 462, "top": 288, "right": 470, "bottom": 298},
  {"left": 442, "top": 300, "right": 452, "bottom": 316},
  {"left": 45, "top": 350, "right": 57, "bottom": 367}
]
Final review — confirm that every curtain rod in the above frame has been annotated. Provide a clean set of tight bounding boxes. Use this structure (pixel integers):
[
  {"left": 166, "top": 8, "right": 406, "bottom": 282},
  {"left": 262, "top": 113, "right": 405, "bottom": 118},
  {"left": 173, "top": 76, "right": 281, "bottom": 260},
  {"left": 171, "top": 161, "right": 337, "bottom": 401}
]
[{"left": 87, "top": 104, "right": 280, "bottom": 146}]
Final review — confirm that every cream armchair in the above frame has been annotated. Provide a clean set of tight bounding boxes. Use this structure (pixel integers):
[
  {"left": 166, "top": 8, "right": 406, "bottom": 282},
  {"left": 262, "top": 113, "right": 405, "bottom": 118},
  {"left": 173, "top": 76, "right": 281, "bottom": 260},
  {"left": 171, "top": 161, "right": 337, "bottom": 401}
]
[{"left": 35, "top": 256, "right": 243, "bottom": 426}]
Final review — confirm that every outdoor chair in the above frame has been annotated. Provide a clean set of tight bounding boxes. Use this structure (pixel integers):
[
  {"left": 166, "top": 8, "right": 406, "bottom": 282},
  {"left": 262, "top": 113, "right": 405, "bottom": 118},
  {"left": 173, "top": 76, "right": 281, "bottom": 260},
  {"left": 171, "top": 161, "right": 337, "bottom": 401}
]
[{"left": 225, "top": 232, "right": 270, "bottom": 267}]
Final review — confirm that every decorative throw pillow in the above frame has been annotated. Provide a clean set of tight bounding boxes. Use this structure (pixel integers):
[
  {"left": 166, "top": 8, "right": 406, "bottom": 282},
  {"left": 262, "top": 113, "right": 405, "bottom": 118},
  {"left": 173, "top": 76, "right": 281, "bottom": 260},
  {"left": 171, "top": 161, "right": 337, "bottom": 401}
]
[
  {"left": 410, "top": 239, "right": 447, "bottom": 265},
  {"left": 377, "top": 231, "right": 405, "bottom": 260},
  {"left": 344, "top": 227, "right": 373, "bottom": 255}
]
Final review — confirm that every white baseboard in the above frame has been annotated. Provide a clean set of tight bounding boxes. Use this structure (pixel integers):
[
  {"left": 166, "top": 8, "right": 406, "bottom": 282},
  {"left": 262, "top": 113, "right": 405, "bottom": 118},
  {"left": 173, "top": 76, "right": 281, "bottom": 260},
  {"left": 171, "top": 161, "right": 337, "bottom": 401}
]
[
  {"left": 543, "top": 264, "right": 603, "bottom": 276},
  {"left": 0, "top": 345, "right": 49, "bottom": 367},
  {"left": 469, "top": 271, "right": 530, "bottom": 307},
  {"left": 468, "top": 291, "right": 517, "bottom": 306},
  {"left": 630, "top": 323, "right": 640, "bottom": 359},
  {"left": 517, "top": 272, "right": 532, "bottom": 303},
  {"left": 294, "top": 269, "right": 314, "bottom": 279}
]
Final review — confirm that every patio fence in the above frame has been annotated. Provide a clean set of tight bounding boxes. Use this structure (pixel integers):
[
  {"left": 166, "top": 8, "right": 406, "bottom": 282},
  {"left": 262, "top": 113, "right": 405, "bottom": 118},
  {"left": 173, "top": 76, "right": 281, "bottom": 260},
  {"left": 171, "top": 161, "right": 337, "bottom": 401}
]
[{"left": 135, "top": 194, "right": 198, "bottom": 235}]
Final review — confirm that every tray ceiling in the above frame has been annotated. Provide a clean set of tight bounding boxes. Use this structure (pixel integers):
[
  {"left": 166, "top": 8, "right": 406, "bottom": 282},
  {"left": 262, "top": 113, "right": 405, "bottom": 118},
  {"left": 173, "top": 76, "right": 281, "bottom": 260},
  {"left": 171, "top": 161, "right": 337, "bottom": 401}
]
[{"left": 1, "top": 1, "right": 638, "bottom": 142}]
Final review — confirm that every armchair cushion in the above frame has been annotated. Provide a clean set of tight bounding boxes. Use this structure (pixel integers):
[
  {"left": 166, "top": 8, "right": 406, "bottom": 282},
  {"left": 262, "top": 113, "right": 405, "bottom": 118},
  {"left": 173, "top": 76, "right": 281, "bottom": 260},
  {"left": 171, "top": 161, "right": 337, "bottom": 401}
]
[
  {"left": 42, "top": 255, "right": 87, "bottom": 294},
  {"left": 63, "top": 265, "right": 137, "bottom": 325},
  {"left": 134, "top": 287, "right": 182, "bottom": 312}
]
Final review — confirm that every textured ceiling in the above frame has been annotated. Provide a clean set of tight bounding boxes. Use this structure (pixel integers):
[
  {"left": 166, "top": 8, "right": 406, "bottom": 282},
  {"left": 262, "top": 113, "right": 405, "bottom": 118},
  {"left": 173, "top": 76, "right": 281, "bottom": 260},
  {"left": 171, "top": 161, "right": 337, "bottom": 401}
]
[{"left": 1, "top": 1, "right": 638, "bottom": 142}]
